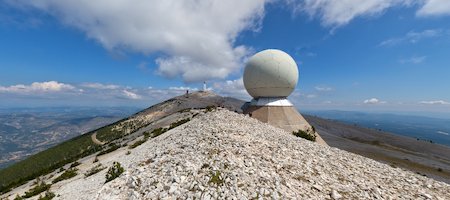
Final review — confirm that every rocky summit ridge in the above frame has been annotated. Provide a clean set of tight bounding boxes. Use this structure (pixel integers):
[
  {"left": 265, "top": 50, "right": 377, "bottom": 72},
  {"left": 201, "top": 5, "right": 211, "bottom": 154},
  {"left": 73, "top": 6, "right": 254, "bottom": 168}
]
[{"left": 49, "top": 109, "right": 448, "bottom": 199}]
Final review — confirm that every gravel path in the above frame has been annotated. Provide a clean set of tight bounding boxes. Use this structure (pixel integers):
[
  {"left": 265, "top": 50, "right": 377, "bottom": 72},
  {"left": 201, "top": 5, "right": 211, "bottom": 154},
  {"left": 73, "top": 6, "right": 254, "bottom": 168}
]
[{"left": 54, "top": 109, "right": 449, "bottom": 199}]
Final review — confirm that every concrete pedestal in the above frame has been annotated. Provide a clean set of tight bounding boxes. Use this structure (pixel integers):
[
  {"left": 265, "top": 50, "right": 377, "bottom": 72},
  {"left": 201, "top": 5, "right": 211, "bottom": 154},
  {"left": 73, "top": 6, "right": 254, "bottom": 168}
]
[{"left": 243, "top": 100, "right": 327, "bottom": 146}]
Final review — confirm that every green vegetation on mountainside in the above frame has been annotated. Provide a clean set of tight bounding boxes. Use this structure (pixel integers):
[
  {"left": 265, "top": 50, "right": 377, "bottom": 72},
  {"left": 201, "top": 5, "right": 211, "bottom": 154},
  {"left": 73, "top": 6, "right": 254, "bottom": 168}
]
[{"left": 0, "top": 133, "right": 100, "bottom": 194}]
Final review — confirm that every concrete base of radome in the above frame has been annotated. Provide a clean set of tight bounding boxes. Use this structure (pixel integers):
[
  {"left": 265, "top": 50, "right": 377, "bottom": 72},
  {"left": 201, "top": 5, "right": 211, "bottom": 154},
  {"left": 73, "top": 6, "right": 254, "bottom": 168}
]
[{"left": 243, "top": 104, "right": 327, "bottom": 146}]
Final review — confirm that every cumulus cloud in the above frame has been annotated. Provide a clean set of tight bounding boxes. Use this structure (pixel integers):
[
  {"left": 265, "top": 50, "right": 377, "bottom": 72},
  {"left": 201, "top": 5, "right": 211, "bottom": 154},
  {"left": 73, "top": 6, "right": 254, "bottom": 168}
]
[
  {"left": 8, "top": 0, "right": 266, "bottom": 82},
  {"left": 417, "top": 0, "right": 450, "bottom": 16},
  {"left": 212, "top": 78, "right": 251, "bottom": 100},
  {"left": 379, "top": 29, "right": 445, "bottom": 46},
  {"left": 419, "top": 100, "right": 450, "bottom": 105},
  {"left": 363, "top": 98, "right": 386, "bottom": 104},
  {"left": 0, "top": 81, "right": 76, "bottom": 93}
]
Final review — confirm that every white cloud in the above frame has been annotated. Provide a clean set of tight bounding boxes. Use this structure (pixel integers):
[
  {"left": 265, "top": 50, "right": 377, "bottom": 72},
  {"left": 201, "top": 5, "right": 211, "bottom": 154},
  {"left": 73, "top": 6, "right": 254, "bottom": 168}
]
[
  {"left": 363, "top": 98, "right": 386, "bottom": 104},
  {"left": 399, "top": 56, "right": 426, "bottom": 64},
  {"left": 419, "top": 100, "right": 450, "bottom": 105},
  {"left": 122, "top": 90, "right": 141, "bottom": 100},
  {"left": 417, "top": 0, "right": 450, "bottom": 16},
  {"left": 0, "top": 81, "right": 76, "bottom": 93},
  {"left": 81, "top": 83, "right": 119, "bottom": 90},
  {"left": 289, "top": 0, "right": 413, "bottom": 28},
  {"left": 212, "top": 78, "right": 250, "bottom": 100},
  {"left": 379, "top": 29, "right": 445, "bottom": 46},
  {"left": 315, "top": 86, "right": 333, "bottom": 91},
  {"left": 8, "top": 0, "right": 266, "bottom": 82}
]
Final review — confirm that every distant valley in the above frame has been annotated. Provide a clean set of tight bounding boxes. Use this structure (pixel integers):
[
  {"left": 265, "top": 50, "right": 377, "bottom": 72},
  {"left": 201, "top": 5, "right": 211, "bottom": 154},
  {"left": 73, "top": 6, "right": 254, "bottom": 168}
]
[
  {"left": 0, "top": 107, "right": 139, "bottom": 169},
  {"left": 304, "top": 110, "right": 450, "bottom": 147}
]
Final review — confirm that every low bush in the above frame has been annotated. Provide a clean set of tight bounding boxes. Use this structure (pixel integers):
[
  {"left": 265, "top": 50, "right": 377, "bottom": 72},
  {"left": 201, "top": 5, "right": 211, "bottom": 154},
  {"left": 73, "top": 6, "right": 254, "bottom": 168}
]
[
  {"left": 69, "top": 161, "right": 81, "bottom": 168},
  {"left": 148, "top": 127, "right": 168, "bottom": 138},
  {"left": 169, "top": 118, "right": 190, "bottom": 129},
  {"left": 84, "top": 164, "right": 106, "bottom": 177},
  {"left": 37, "top": 191, "right": 55, "bottom": 200},
  {"left": 205, "top": 105, "right": 216, "bottom": 112},
  {"left": 97, "top": 144, "right": 120, "bottom": 156},
  {"left": 128, "top": 139, "right": 147, "bottom": 149},
  {"left": 105, "top": 162, "right": 124, "bottom": 183},
  {"left": 292, "top": 129, "right": 316, "bottom": 142},
  {"left": 52, "top": 168, "right": 78, "bottom": 183},
  {"left": 208, "top": 170, "right": 224, "bottom": 186},
  {"left": 22, "top": 182, "right": 51, "bottom": 198}
]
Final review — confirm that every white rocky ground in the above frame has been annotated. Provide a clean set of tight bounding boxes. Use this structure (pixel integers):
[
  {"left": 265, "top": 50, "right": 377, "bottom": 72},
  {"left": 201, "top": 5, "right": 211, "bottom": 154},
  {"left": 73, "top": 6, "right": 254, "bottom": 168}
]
[{"left": 9, "top": 109, "right": 449, "bottom": 199}]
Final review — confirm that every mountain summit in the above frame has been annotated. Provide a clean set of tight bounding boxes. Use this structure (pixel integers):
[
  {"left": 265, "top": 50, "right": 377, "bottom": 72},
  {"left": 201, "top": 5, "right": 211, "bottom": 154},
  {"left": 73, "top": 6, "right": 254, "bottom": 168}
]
[
  {"left": 38, "top": 110, "right": 450, "bottom": 199},
  {"left": 1, "top": 92, "right": 449, "bottom": 199}
]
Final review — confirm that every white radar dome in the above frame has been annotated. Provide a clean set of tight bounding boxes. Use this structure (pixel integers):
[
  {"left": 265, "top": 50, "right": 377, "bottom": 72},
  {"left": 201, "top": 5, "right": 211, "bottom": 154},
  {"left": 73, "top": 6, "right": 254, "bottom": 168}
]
[{"left": 243, "top": 49, "right": 299, "bottom": 98}]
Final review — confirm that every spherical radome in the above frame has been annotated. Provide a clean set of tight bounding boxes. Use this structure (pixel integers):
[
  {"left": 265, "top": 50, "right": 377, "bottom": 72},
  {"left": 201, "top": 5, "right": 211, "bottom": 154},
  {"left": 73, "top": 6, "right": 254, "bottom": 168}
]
[{"left": 243, "top": 49, "right": 299, "bottom": 98}]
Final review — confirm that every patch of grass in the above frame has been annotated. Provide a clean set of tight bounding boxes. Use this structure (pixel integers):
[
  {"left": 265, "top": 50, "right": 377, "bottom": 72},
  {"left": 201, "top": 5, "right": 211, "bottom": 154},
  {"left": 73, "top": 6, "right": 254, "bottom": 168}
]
[
  {"left": 292, "top": 129, "right": 316, "bottom": 142},
  {"left": 84, "top": 164, "right": 106, "bottom": 177},
  {"left": 128, "top": 139, "right": 147, "bottom": 149},
  {"left": 105, "top": 162, "right": 124, "bottom": 183},
  {"left": 208, "top": 170, "right": 224, "bottom": 186},
  {"left": 37, "top": 191, "right": 55, "bottom": 200},
  {"left": 22, "top": 182, "right": 51, "bottom": 198},
  {"left": 52, "top": 168, "right": 78, "bottom": 184}
]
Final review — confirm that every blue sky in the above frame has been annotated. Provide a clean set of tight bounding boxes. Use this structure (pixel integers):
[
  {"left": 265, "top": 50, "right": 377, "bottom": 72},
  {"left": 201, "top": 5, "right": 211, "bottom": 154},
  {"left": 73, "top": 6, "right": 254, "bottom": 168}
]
[{"left": 0, "top": 0, "right": 450, "bottom": 115}]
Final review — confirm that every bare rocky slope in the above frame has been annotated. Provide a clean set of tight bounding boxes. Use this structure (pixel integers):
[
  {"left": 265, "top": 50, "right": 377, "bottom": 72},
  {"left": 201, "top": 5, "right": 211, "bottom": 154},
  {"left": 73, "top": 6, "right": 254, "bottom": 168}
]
[
  {"left": 305, "top": 115, "right": 450, "bottom": 184},
  {"left": 11, "top": 109, "right": 448, "bottom": 199}
]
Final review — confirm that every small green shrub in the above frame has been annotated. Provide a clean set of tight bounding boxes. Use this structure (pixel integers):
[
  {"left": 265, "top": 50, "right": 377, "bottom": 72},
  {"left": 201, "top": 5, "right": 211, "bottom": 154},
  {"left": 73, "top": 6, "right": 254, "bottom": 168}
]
[
  {"left": 69, "top": 161, "right": 80, "bottom": 168},
  {"left": 205, "top": 105, "right": 216, "bottom": 112},
  {"left": 97, "top": 144, "right": 120, "bottom": 156},
  {"left": 37, "top": 191, "right": 55, "bottom": 200},
  {"left": 149, "top": 127, "right": 168, "bottom": 138},
  {"left": 22, "top": 182, "right": 51, "bottom": 198},
  {"left": 293, "top": 129, "right": 316, "bottom": 142},
  {"left": 52, "top": 168, "right": 78, "bottom": 183},
  {"left": 169, "top": 118, "right": 190, "bottom": 129},
  {"left": 105, "top": 162, "right": 124, "bottom": 183},
  {"left": 128, "top": 139, "right": 147, "bottom": 149},
  {"left": 208, "top": 170, "right": 224, "bottom": 186},
  {"left": 13, "top": 195, "right": 23, "bottom": 200},
  {"left": 84, "top": 164, "right": 106, "bottom": 177}
]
